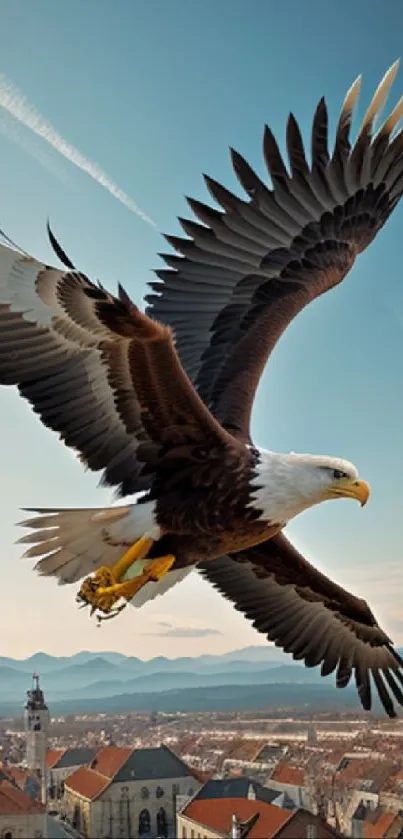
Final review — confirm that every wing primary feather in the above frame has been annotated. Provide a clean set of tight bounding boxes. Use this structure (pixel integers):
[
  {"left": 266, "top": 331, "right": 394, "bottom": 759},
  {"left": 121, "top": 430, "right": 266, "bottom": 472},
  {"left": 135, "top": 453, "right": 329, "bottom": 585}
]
[
  {"left": 0, "top": 227, "right": 30, "bottom": 257},
  {"left": 371, "top": 669, "right": 397, "bottom": 718},
  {"left": 382, "top": 669, "right": 403, "bottom": 705},
  {"left": 356, "top": 59, "right": 400, "bottom": 140},
  {"left": 335, "top": 74, "right": 362, "bottom": 145},
  {"left": 199, "top": 531, "right": 403, "bottom": 719},
  {"left": 46, "top": 221, "right": 76, "bottom": 269}
]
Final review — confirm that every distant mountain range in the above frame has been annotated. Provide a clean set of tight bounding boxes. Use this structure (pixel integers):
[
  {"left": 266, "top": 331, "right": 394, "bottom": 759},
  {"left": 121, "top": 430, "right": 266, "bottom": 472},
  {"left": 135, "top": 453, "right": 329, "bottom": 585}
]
[{"left": 0, "top": 645, "right": 398, "bottom": 717}]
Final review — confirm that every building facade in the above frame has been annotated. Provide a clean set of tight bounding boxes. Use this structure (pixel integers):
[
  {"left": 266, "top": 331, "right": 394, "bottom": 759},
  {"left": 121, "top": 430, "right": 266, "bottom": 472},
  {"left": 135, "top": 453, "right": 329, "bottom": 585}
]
[
  {"left": 47, "top": 748, "right": 98, "bottom": 801},
  {"left": 0, "top": 778, "right": 46, "bottom": 839},
  {"left": 177, "top": 796, "right": 338, "bottom": 839},
  {"left": 63, "top": 744, "right": 200, "bottom": 838}
]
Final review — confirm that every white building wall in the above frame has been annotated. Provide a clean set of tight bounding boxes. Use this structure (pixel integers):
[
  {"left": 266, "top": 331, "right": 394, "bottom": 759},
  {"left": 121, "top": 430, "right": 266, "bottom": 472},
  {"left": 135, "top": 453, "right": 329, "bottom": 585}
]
[
  {"left": 65, "top": 773, "right": 199, "bottom": 839},
  {"left": 0, "top": 809, "right": 46, "bottom": 838}
]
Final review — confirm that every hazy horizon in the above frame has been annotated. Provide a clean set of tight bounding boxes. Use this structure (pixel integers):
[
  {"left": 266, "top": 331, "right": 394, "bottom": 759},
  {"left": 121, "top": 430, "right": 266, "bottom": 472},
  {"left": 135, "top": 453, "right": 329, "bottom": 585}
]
[{"left": 2, "top": 643, "right": 272, "bottom": 663}]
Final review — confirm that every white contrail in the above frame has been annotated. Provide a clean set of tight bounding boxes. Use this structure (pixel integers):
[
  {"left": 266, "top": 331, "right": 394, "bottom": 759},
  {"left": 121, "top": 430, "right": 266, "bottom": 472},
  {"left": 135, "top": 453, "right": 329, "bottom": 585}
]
[
  {"left": 0, "top": 109, "right": 68, "bottom": 185},
  {"left": 0, "top": 74, "right": 156, "bottom": 228}
]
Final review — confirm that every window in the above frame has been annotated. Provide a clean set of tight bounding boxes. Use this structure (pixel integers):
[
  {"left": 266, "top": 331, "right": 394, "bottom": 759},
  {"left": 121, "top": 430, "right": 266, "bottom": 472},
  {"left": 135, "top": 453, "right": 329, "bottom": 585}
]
[
  {"left": 157, "top": 806, "right": 168, "bottom": 838},
  {"left": 139, "top": 808, "right": 151, "bottom": 836},
  {"left": 72, "top": 804, "right": 81, "bottom": 831},
  {"left": 141, "top": 786, "right": 149, "bottom": 799},
  {"left": 156, "top": 785, "right": 165, "bottom": 798},
  {"left": 187, "top": 787, "right": 194, "bottom": 797},
  {"left": 2, "top": 832, "right": 13, "bottom": 839},
  {"left": 182, "top": 830, "right": 187, "bottom": 839}
]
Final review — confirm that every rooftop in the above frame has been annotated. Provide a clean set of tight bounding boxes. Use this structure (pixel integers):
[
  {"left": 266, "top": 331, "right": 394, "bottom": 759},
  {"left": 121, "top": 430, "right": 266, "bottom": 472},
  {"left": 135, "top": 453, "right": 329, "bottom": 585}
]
[
  {"left": 48, "top": 747, "right": 97, "bottom": 770},
  {"left": 181, "top": 797, "right": 292, "bottom": 838},
  {"left": 47, "top": 750, "right": 65, "bottom": 769},
  {"left": 353, "top": 804, "right": 400, "bottom": 839},
  {"left": 89, "top": 746, "right": 132, "bottom": 778},
  {"left": 64, "top": 766, "right": 110, "bottom": 801},
  {"left": 335, "top": 757, "right": 395, "bottom": 791},
  {"left": 194, "top": 776, "right": 288, "bottom": 807},
  {"left": 0, "top": 780, "right": 45, "bottom": 815},
  {"left": 113, "top": 745, "right": 196, "bottom": 783},
  {"left": 65, "top": 745, "right": 198, "bottom": 801},
  {"left": 271, "top": 763, "right": 305, "bottom": 786}
]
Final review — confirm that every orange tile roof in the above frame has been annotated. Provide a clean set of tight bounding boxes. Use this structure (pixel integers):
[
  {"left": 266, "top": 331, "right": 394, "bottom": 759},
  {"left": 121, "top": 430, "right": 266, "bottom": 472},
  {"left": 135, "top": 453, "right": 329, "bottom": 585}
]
[
  {"left": 47, "top": 749, "right": 65, "bottom": 769},
  {"left": 90, "top": 746, "right": 132, "bottom": 778},
  {"left": 0, "top": 780, "right": 44, "bottom": 815},
  {"left": 363, "top": 811, "right": 397, "bottom": 839},
  {"left": 4, "top": 766, "right": 31, "bottom": 788},
  {"left": 271, "top": 763, "right": 305, "bottom": 786},
  {"left": 336, "top": 758, "right": 395, "bottom": 791},
  {"left": 224, "top": 738, "right": 267, "bottom": 762},
  {"left": 182, "top": 797, "right": 292, "bottom": 838},
  {"left": 64, "top": 767, "right": 110, "bottom": 801},
  {"left": 382, "top": 767, "right": 403, "bottom": 791}
]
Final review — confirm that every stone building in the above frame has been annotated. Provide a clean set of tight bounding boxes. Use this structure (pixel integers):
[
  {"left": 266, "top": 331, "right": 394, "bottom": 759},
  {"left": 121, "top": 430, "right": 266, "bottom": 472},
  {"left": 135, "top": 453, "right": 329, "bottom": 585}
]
[
  {"left": 47, "top": 747, "right": 97, "bottom": 800},
  {"left": 177, "top": 796, "right": 338, "bottom": 839},
  {"left": 0, "top": 778, "right": 46, "bottom": 838},
  {"left": 63, "top": 743, "right": 200, "bottom": 838}
]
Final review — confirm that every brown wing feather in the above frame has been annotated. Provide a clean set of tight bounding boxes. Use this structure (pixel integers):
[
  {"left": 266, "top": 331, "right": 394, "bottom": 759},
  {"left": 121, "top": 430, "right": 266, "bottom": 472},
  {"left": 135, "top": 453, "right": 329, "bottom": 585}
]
[
  {"left": 92, "top": 284, "right": 233, "bottom": 447},
  {"left": 147, "top": 62, "right": 403, "bottom": 440},
  {"left": 0, "top": 243, "right": 230, "bottom": 497},
  {"left": 199, "top": 533, "right": 403, "bottom": 718}
]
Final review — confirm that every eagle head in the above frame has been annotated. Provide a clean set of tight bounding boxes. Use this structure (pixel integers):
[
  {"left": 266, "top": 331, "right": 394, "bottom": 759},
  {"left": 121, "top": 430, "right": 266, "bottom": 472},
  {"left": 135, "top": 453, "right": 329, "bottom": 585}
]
[{"left": 250, "top": 450, "right": 370, "bottom": 524}]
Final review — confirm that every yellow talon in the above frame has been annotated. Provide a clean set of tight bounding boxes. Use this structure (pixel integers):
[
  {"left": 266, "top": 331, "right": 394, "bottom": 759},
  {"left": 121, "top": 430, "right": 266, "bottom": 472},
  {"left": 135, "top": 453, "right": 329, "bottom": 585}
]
[
  {"left": 145, "top": 554, "right": 176, "bottom": 582},
  {"left": 76, "top": 533, "right": 176, "bottom": 621},
  {"left": 111, "top": 535, "right": 155, "bottom": 580}
]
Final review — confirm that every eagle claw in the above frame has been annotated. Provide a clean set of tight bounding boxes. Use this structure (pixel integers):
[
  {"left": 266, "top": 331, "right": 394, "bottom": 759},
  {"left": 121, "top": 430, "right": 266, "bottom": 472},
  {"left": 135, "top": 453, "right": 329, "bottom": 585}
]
[
  {"left": 76, "top": 554, "right": 176, "bottom": 622},
  {"left": 76, "top": 566, "right": 120, "bottom": 616}
]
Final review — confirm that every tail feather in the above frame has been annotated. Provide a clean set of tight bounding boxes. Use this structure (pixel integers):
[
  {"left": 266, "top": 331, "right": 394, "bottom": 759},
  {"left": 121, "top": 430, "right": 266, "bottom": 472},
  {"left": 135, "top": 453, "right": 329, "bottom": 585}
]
[
  {"left": 18, "top": 500, "right": 193, "bottom": 606},
  {"left": 18, "top": 502, "right": 156, "bottom": 584}
]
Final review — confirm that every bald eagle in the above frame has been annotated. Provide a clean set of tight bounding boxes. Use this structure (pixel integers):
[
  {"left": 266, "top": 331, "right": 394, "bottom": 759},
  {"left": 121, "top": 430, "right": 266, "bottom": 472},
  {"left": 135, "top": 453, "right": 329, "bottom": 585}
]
[{"left": 1, "top": 62, "right": 403, "bottom": 717}]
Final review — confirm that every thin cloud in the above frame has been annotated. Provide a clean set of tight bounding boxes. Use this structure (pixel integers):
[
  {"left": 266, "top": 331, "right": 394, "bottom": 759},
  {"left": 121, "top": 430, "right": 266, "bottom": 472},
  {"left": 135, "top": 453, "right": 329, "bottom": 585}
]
[
  {"left": 164, "top": 627, "right": 223, "bottom": 638},
  {"left": 146, "top": 626, "right": 223, "bottom": 638},
  {"left": 0, "top": 74, "right": 156, "bottom": 227}
]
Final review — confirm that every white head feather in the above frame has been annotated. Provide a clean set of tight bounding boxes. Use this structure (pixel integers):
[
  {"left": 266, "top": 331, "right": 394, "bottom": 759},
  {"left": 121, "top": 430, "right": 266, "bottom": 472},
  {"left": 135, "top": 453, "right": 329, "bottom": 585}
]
[{"left": 250, "top": 448, "right": 365, "bottom": 524}]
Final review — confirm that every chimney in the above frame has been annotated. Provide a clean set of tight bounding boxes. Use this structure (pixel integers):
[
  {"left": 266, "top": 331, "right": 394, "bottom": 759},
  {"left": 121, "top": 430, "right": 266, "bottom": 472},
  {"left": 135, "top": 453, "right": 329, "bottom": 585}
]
[{"left": 231, "top": 814, "right": 241, "bottom": 839}]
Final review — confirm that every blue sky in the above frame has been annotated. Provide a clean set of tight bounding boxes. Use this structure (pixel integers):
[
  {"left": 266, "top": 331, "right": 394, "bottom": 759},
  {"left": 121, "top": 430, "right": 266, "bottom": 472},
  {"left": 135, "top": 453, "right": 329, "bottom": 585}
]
[{"left": 0, "top": 0, "right": 402, "bottom": 660}]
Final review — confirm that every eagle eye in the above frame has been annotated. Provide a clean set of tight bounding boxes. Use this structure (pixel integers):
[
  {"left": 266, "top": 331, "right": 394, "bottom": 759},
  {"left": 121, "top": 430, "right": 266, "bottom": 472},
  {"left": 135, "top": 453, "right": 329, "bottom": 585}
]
[{"left": 332, "top": 469, "right": 347, "bottom": 480}]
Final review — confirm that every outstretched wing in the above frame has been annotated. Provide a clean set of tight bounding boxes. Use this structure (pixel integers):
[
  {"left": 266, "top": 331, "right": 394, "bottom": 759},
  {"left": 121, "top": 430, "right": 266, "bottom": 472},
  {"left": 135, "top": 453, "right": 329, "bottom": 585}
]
[
  {"left": 147, "top": 61, "right": 403, "bottom": 440},
  {"left": 0, "top": 241, "right": 229, "bottom": 496},
  {"left": 199, "top": 534, "right": 403, "bottom": 718}
]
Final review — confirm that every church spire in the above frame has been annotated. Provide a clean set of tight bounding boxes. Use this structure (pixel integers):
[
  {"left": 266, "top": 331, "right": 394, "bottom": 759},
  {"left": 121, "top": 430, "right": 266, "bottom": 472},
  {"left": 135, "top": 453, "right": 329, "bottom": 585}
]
[{"left": 24, "top": 672, "right": 50, "bottom": 805}]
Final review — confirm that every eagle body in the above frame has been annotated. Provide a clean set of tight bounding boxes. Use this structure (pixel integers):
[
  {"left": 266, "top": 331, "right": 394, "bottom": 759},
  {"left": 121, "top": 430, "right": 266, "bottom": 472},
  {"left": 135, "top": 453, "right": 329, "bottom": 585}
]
[
  {"left": 2, "top": 61, "right": 403, "bottom": 717},
  {"left": 147, "top": 447, "right": 366, "bottom": 565}
]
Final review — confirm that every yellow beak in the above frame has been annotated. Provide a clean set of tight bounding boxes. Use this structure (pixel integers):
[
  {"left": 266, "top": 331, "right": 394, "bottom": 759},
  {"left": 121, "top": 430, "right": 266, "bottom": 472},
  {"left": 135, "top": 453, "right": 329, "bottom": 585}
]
[{"left": 326, "top": 477, "right": 370, "bottom": 507}]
